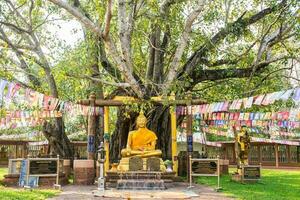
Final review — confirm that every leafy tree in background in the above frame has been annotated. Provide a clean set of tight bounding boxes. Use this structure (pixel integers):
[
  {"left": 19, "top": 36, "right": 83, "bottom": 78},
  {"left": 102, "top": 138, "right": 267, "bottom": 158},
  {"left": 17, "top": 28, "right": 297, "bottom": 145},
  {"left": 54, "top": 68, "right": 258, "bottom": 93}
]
[{"left": 0, "top": 0, "right": 299, "bottom": 160}]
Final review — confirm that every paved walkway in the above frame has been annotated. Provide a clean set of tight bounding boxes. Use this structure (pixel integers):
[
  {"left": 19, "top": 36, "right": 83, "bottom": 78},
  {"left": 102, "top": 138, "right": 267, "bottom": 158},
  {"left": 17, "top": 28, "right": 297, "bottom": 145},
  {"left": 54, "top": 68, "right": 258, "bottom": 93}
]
[{"left": 49, "top": 183, "right": 234, "bottom": 200}]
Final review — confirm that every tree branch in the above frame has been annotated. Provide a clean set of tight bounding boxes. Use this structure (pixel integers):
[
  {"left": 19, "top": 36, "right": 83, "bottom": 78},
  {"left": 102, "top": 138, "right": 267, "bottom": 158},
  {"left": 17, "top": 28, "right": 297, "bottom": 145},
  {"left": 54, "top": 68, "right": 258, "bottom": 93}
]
[
  {"left": 164, "top": 0, "right": 207, "bottom": 91},
  {"left": 190, "top": 56, "right": 290, "bottom": 83},
  {"left": 0, "top": 27, "right": 41, "bottom": 87},
  {"left": 102, "top": 0, "right": 112, "bottom": 40},
  {"left": 117, "top": 0, "right": 133, "bottom": 70},
  {"left": 48, "top": 0, "right": 102, "bottom": 34},
  {"left": 48, "top": 0, "right": 144, "bottom": 97},
  {"left": 66, "top": 73, "right": 131, "bottom": 88},
  {"left": 178, "top": 0, "right": 288, "bottom": 78}
]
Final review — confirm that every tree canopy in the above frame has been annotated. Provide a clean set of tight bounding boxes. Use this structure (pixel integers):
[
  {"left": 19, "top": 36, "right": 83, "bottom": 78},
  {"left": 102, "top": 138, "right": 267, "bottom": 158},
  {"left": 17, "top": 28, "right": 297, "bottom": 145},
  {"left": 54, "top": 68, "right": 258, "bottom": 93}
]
[{"left": 0, "top": 0, "right": 299, "bottom": 158}]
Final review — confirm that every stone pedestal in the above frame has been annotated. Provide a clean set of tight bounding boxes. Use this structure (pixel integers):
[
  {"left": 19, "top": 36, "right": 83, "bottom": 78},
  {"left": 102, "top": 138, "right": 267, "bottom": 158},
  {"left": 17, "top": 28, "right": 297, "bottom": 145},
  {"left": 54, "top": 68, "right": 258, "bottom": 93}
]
[
  {"left": 231, "top": 165, "right": 261, "bottom": 183},
  {"left": 74, "top": 160, "right": 95, "bottom": 185},
  {"left": 106, "top": 171, "right": 176, "bottom": 189},
  {"left": 117, "top": 157, "right": 166, "bottom": 172}
]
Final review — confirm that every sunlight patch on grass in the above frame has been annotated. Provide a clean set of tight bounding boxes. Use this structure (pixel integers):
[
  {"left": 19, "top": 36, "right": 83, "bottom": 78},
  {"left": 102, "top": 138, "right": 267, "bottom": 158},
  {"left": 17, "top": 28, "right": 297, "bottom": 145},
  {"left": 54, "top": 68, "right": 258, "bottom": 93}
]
[{"left": 196, "top": 168, "right": 300, "bottom": 200}]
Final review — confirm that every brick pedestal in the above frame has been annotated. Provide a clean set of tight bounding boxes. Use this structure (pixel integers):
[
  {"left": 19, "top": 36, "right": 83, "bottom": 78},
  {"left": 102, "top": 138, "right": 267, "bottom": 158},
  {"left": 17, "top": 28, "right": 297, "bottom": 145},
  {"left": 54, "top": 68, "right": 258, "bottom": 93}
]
[
  {"left": 63, "top": 159, "right": 71, "bottom": 178},
  {"left": 73, "top": 160, "right": 95, "bottom": 185},
  {"left": 2, "top": 173, "right": 67, "bottom": 187}
]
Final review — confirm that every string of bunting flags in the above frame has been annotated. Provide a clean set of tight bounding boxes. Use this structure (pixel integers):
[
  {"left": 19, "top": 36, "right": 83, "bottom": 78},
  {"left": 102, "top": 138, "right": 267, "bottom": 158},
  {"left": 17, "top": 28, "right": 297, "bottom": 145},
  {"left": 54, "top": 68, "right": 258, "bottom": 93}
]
[
  {"left": 0, "top": 79, "right": 103, "bottom": 117},
  {"left": 201, "top": 126, "right": 297, "bottom": 138},
  {"left": 0, "top": 117, "right": 43, "bottom": 130},
  {"left": 179, "top": 110, "right": 300, "bottom": 129},
  {"left": 176, "top": 87, "right": 300, "bottom": 114}
]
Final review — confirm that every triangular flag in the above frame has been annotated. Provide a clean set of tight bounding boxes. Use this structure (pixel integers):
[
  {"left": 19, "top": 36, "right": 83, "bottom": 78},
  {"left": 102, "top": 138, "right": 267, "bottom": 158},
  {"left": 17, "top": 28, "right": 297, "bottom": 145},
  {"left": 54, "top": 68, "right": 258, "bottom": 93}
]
[{"left": 253, "top": 95, "right": 265, "bottom": 105}]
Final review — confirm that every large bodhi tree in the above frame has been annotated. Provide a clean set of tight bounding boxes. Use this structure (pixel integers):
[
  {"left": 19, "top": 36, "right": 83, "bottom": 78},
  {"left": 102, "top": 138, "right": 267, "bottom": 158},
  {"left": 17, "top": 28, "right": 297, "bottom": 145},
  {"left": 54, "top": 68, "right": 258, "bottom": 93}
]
[
  {"left": 0, "top": 0, "right": 103, "bottom": 158},
  {"left": 1, "top": 0, "right": 299, "bottom": 160}
]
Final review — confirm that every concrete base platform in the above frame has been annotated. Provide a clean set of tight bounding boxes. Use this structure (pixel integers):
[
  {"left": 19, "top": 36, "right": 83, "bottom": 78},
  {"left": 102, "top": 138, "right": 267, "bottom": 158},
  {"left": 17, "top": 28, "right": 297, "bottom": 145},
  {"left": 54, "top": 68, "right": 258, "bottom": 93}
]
[
  {"left": 48, "top": 182, "right": 234, "bottom": 200},
  {"left": 93, "top": 189, "right": 198, "bottom": 199}
]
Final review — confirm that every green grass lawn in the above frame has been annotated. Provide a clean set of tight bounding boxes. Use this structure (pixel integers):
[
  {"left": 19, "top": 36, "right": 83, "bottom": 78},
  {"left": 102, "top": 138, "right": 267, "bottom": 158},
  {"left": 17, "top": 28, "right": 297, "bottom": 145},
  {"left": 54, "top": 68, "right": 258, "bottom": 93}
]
[
  {"left": 0, "top": 168, "right": 59, "bottom": 200},
  {"left": 196, "top": 168, "right": 300, "bottom": 200}
]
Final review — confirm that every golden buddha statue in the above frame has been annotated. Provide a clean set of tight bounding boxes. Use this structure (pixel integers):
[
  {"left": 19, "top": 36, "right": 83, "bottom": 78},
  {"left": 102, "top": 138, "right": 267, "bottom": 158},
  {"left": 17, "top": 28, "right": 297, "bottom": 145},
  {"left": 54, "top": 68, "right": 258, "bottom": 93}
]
[
  {"left": 121, "top": 112, "right": 162, "bottom": 158},
  {"left": 117, "top": 111, "right": 165, "bottom": 172}
]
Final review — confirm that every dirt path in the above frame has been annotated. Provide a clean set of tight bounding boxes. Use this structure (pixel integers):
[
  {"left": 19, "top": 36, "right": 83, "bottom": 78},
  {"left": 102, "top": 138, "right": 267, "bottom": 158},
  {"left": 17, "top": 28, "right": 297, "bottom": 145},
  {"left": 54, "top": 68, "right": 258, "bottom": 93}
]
[{"left": 48, "top": 182, "right": 234, "bottom": 200}]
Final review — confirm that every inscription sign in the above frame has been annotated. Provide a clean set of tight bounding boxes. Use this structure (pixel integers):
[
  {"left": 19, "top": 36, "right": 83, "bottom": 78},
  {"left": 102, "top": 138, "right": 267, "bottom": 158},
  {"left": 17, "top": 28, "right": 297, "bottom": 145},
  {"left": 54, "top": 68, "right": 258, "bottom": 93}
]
[
  {"left": 192, "top": 161, "right": 217, "bottom": 174},
  {"left": 129, "top": 156, "right": 143, "bottom": 171},
  {"left": 88, "top": 135, "right": 95, "bottom": 153},
  {"left": 146, "top": 157, "right": 160, "bottom": 171},
  {"left": 243, "top": 166, "right": 261, "bottom": 180},
  {"left": 29, "top": 160, "right": 57, "bottom": 174},
  {"left": 187, "top": 135, "right": 193, "bottom": 152},
  {"left": 19, "top": 160, "right": 27, "bottom": 187}
]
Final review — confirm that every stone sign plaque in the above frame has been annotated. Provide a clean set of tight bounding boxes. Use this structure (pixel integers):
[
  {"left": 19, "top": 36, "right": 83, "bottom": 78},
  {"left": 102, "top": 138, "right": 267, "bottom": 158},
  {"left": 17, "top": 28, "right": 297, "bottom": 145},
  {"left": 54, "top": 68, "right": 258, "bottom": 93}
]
[
  {"left": 192, "top": 161, "right": 217, "bottom": 174},
  {"left": 146, "top": 157, "right": 160, "bottom": 171},
  {"left": 29, "top": 160, "right": 57, "bottom": 174},
  {"left": 129, "top": 156, "right": 143, "bottom": 171},
  {"left": 243, "top": 166, "right": 261, "bottom": 180},
  {"left": 19, "top": 160, "right": 28, "bottom": 187},
  {"left": 8, "top": 159, "right": 22, "bottom": 174}
]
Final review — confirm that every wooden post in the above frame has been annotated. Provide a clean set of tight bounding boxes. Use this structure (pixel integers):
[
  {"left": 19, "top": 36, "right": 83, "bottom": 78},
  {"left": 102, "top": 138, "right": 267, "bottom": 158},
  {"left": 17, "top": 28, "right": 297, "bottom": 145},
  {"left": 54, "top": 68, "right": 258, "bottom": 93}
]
[
  {"left": 56, "top": 155, "right": 60, "bottom": 185},
  {"left": 217, "top": 156, "right": 220, "bottom": 189},
  {"left": 170, "top": 94, "right": 178, "bottom": 176},
  {"left": 87, "top": 93, "right": 96, "bottom": 160},
  {"left": 287, "top": 145, "right": 291, "bottom": 164},
  {"left": 275, "top": 144, "right": 279, "bottom": 168},
  {"left": 186, "top": 104, "right": 193, "bottom": 182},
  {"left": 258, "top": 145, "right": 261, "bottom": 164},
  {"left": 104, "top": 106, "right": 110, "bottom": 174},
  {"left": 189, "top": 155, "right": 192, "bottom": 188},
  {"left": 15, "top": 144, "right": 18, "bottom": 158},
  {"left": 26, "top": 157, "right": 30, "bottom": 187}
]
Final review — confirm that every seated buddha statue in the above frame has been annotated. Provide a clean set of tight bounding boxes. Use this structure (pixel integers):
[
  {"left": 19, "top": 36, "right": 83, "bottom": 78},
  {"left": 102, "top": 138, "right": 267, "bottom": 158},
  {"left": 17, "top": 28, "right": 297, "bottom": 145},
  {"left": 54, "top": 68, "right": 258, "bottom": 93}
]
[{"left": 121, "top": 111, "right": 162, "bottom": 158}]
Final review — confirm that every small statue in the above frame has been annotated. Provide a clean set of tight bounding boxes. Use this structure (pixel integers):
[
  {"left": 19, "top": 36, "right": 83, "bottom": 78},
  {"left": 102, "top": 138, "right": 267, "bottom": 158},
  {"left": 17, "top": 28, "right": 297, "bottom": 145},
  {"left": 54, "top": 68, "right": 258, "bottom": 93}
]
[
  {"left": 121, "top": 111, "right": 162, "bottom": 158},
  {"left": 236, "top": 126, "right": 251, "bottom": 171}
]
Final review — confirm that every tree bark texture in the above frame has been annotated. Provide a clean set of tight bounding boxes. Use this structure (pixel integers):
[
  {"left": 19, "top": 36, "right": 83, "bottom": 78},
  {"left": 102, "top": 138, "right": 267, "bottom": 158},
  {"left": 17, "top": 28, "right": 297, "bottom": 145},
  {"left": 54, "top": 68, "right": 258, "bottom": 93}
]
[{"left": 42, "top": 117, "right": 74, "bottom": 158}]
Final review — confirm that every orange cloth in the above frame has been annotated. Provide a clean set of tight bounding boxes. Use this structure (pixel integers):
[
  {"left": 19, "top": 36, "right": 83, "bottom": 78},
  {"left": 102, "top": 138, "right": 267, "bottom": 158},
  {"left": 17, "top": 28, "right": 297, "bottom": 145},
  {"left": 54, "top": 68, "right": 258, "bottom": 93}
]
[{"left": 131, "top": 128, "right": 157, "bottom": 150}]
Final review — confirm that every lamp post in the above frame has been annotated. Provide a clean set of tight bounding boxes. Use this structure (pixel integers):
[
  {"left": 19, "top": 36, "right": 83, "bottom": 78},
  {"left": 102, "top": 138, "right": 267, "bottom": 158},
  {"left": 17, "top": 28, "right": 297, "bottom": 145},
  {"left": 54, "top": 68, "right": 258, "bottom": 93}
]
[{"left": 97, "top": 142, "right": 106, "bottom": 191}]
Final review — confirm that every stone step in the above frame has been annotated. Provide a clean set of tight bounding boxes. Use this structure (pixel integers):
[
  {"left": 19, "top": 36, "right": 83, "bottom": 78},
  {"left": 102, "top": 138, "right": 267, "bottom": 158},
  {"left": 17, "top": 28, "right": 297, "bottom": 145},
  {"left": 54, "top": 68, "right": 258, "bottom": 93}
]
[{"left": 116, "top": 179, "right": 166, "bottom": 190}]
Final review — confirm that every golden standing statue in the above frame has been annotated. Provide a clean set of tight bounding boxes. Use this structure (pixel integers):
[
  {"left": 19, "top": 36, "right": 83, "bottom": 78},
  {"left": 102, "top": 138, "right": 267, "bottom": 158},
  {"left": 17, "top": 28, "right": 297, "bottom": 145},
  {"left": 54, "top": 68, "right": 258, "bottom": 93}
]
[
  {"left": 236, "top": 126, "right": 251, "bottom": 173},
  {"left": 121, "top": 112, "right": 162, "bottom": 158}
]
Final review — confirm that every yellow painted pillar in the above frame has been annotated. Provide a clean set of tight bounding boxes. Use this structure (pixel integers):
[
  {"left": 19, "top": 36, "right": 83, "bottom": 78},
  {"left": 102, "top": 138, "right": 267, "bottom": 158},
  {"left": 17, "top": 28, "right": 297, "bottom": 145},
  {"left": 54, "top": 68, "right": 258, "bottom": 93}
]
[
  {"left": 104, "top": 106, "right": 110, "bottom": 174},
  {"left": 170, "top": 94, "right": 178, "bottom": 175}
]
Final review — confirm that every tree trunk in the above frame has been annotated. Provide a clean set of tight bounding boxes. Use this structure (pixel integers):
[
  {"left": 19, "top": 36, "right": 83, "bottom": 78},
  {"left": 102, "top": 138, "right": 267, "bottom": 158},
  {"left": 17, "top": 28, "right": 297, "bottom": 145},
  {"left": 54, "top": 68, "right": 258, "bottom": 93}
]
[
  {"left": 110, "top": 106, "right": 172, "bottom": 162},
  {"left": 42, "top": 117, "right": 74, "bottom": 158}
]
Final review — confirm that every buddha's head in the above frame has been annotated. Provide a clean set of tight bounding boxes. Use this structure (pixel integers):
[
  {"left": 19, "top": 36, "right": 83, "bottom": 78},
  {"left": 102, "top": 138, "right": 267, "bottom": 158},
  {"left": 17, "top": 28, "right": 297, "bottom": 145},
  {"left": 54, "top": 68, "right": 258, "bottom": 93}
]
[{"left": 136, "top": 111, "right": 147, "bottom": 128}]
